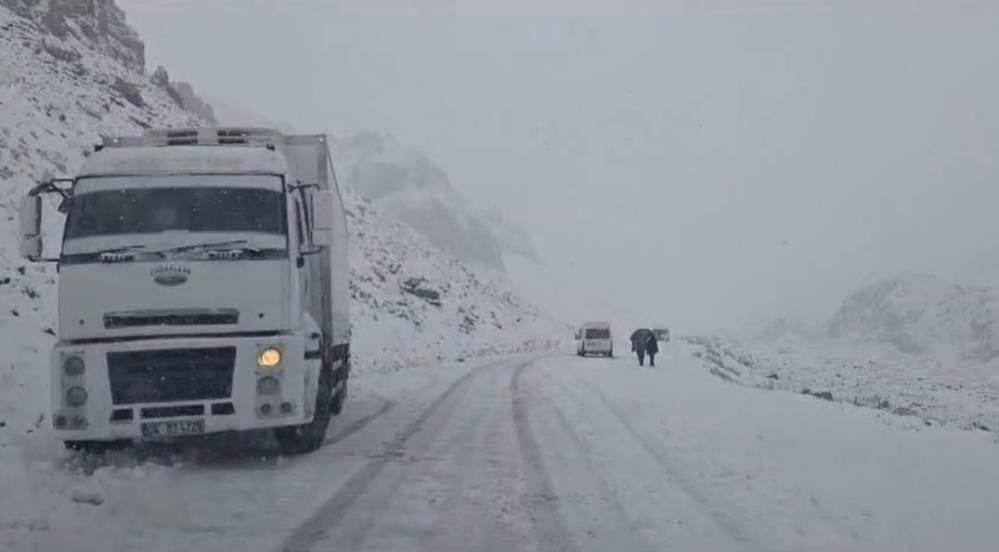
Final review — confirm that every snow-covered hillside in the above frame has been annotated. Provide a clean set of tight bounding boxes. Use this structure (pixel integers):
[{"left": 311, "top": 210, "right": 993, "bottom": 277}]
[
  {"left": 830, "top": 271, "right": 999, "bottom": 363},
  {"left": 333, "top": 131, "right": 540, "bottom": 271},
  {"left": 688, "top": 271, "right": 999, "bottom": 435},
  {"left": 346, "top": 188, "right": 562, "bottom": 373}
]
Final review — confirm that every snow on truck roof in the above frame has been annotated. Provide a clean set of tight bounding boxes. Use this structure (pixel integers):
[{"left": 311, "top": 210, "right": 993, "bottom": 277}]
[
  {"left": 77, "top": 127, "right": 316, "bottom": 177},
  {"left": 581, "top": 322, "right": 611, "bottom": 328},
  {"left": 79, "top": 144, "right": 289, "bottom": 177}
]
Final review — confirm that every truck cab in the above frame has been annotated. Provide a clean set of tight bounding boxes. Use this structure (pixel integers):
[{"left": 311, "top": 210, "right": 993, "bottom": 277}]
[{"left": 19, "top": 128, "right": 350, "bottom": 454}]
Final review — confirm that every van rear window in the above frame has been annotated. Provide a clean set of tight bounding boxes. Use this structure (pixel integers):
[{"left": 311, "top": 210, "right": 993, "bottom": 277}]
[{"left": 585, "top": 329, "right": 610, "bottom": 339}]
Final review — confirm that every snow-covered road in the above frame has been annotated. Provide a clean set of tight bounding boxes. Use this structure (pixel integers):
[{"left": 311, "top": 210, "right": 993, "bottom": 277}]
[{"left": 8, "top": 343, "right": 999, "bottom": 551}]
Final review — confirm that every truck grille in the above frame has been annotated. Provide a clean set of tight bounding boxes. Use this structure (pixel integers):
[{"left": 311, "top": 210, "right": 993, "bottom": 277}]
[
  {"left": 104, "top": 309, "right": 239, "bottom": 329},
  {"left": 107, "top": 347, "right": 236, "bottom": 405}
]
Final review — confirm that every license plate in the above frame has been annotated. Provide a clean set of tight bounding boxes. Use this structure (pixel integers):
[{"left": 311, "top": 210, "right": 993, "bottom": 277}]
[{"left": 141, "top": 420, "right": 205, "bottom": 438}]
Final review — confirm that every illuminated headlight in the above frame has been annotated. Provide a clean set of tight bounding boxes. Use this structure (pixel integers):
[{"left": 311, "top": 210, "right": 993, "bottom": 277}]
[
  {"left": 63, "top": 355, "right": 85, "bottom": 376},
  {"left": 258, "top": 347, "right": 282, "bottom": 368},
  {"left": 66, "top": 386, "right": 88, "bottom": 407},
  {"left": 257, "top": 376, "right": 280, "bottom": 395}
]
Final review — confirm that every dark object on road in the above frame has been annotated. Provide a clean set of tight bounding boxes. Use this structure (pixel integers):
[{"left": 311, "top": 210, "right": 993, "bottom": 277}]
[
  {"left": 630, "top": 328, "right": 659, "bottom": 366},
  {"left": 801, "top": 388, "right": 834, "bottom": 401}
]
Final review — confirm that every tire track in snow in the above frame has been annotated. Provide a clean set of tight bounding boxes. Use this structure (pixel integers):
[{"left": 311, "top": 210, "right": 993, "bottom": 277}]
[
  {"left": 279, "top": 358, "right": 511, "bottom": 552},
  {"left": 410, "top": 364, "right": 532, "bottom": 552},
  {"left": 323, "top": 396, "right": 397, "bottom": 448},
  {"left": 529, "top": 367, "right": 662, "bottom": 552},
  {"left": 511, "top": 361, "right": 583, "bottom": 552},
  {"left": 578, "top": 379, "right": 754, "bottom": 546}
]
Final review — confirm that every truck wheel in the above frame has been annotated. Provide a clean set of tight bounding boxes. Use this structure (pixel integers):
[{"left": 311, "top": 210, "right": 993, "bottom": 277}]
[
  {"left": 276, "top": 367, "right": 333, "bottom": 454},
  {"left": 331, "top": 377, "right": 347, "bottom": 416}
]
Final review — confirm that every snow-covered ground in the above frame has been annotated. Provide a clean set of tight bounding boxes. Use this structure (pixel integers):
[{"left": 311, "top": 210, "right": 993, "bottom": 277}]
[
  {"left": 6, "top": 343, "right": 999, "bottom": 551},
  {"left": 686, "top": 335, "right": 999, "bottom": 436},
  {"left": 689, "top": 271, "right": 999, "bottom": 435}
]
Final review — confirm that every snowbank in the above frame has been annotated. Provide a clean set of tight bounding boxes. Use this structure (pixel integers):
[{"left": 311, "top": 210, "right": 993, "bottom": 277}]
[{"left": 686, "top": 335, "right": 999, "bottom": 436}]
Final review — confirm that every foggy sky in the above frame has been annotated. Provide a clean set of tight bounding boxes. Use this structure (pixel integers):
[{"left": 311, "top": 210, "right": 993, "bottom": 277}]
[{"left": 117, "top": 0, "right": 999, "bottom": 332}]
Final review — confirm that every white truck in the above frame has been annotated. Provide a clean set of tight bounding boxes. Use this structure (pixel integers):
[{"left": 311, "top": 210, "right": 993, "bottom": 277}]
[{"left": 18, "top": 127, "right": 350, "bottom": 454}]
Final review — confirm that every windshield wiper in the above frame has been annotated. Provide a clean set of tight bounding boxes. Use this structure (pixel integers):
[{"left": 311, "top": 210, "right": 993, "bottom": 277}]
[
  {"left": 94, "top": 245, "right": 164, "bottom": 263},
  {"left": 153, "top": 240, "right": 260, "bottom": 256}
]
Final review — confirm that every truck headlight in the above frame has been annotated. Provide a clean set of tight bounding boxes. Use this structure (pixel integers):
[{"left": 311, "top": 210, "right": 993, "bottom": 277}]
[
  {"left": 258, "top": 347, "right": 282, "bottom": 368},
  {"left": 63, "top": 355, "right": 85, "bottom": 376},
  {"left": 66, "top": 386, "right": 88, "bottom": 407}
]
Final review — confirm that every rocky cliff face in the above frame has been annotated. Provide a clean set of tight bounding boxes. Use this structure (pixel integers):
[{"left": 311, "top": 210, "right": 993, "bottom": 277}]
[
  {"left": 333, "top": 132, "right": 541, "bottom": 271},
  {"left": 0, "top": 0, "right": 216, "bottom": 124},
  {"left": 1, "top": 0, "right": 144, "bottom": 69},
  {"left": 151, "top": 65, "right": 217, "bottom": 124}
]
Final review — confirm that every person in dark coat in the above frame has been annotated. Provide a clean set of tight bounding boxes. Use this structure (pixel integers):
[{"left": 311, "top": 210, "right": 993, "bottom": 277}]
[
  {"left": 630, "top": 328, "right": 659, "bottom": 366},
  {"left": 645, "top": 331, "right": 659, "bottom": 366}
]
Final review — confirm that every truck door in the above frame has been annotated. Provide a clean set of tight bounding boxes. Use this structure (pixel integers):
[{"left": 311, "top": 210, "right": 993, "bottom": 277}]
[{"left": 293, "top": 196, "right": 310, "bottom": 313}]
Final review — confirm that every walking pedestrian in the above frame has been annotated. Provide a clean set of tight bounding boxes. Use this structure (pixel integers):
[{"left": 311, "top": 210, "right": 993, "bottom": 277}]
[
  {"left": 630, "top": 328, "right": 657, "bottom": 367},
  {"left": 645, "top": 331, "right": 659, "bottom": 366}
]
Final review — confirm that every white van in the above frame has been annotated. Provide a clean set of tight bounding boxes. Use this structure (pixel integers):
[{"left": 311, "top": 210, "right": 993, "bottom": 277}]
[{"left": 576, "top": 322, "right": 613, "bottom": 357}]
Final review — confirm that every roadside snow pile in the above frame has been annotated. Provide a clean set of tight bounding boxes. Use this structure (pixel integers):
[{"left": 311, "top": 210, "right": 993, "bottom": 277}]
[
  {"left": 686, "top": 271, "right": 999, "bottom": 435},
  {"left": 687, "top": 335, "right": 999, "bottom": 434}
]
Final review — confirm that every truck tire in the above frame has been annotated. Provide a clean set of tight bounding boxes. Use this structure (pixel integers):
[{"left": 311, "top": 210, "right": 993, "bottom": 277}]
[
  {"left": 331, "top": 376, "right": 347, "bottom": 416},
  {"left": 275, "top": 366, "right": 333, "bottom": 454}
]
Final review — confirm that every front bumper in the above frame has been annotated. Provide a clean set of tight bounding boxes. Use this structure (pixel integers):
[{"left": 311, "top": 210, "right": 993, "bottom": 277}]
[{"left": 50, "top": 333, "right": 320, "bottom": 441}]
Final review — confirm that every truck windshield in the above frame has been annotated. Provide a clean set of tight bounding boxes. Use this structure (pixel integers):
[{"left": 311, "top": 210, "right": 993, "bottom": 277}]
[
  {"left": 64, "top": 186, "right": 286, "bottom": 239},
  {"left": 585, "top": 329, "right": 610, "bottom": 339}
]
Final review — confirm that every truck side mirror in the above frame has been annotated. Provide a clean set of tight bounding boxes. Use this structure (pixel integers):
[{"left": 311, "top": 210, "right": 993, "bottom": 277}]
[
  {"left": 19, "top": 195, "right": 43, "bottom": 261},
  {"left": 310, "top": 190, "right": 335, "bottom": 247}
]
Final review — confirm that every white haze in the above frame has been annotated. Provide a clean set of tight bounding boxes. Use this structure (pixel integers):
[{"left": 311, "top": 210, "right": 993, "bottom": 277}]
[{"left": 118, "top": 0, "right": 999, "bottom": 333}]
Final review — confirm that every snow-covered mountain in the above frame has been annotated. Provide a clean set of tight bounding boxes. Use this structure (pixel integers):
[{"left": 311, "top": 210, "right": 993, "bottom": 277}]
[
  {"left": 333, "top": 131, "right": 540, "bottom": 271},
  {"left": 0, "top": 0, "right": 559, "bottom": 447},
  {"left": 829, "top": 272, "right": 999, "bottom": 363},
  {"left": 209, "top": 97, "right": 294, "bottom": 133}
]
